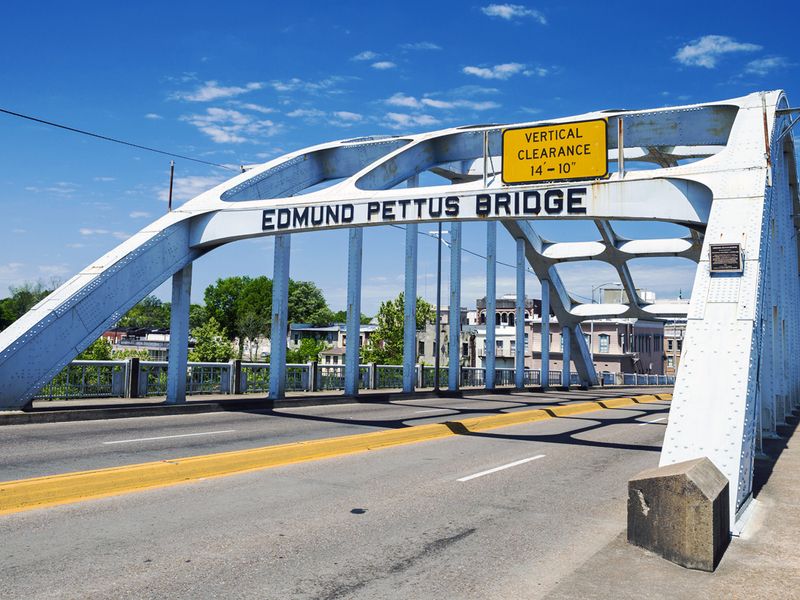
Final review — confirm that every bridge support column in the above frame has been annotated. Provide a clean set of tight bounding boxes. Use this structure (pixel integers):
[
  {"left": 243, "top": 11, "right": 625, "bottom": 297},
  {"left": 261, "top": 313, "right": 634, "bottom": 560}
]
[
  {"left": 402, "top": 223, "right": 418, "bottom": 393},
  {"left": 541, "top": 280, "right": 550, "bottom": 389},
  {"left": 448, "top": 222, "right": 462, "bottom": 391},
  {"left": 561, "top": 326, "right": 571, "bottom": 389},
  {"left": 485, "top": 222, "right": 497, "bottom": 390},
  {"left": 269, "top": 234, "right": 291, "bottom": 400},
  {"left": 515, "top": 238, "right": 525, "bottom": 389},
  {"left": 345, "top": 228, "right": 363, "bottom": 396},
  {"left": 166, "top": 263, "right": 192, "bottom": 404}
]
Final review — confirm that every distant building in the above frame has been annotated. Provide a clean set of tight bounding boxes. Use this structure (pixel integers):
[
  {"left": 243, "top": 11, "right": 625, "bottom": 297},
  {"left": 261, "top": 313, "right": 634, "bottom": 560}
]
[
  {"left": 664, "top": 319, "right": 687, "bottom": 376},
  {"left": 102, "top": 327, "right": 174, "bottom": 361},
  {"left": 416, "top": 307, "right": 477, "bottom": 367},
  {"left": 288, "top": 323, "right": 377, "bottom": 350}
]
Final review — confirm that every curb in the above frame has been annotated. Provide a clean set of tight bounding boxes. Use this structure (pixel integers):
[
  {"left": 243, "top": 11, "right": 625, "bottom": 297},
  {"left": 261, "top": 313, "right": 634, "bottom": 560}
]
[
  {"left": 0, "top": 393, "right": 670, "bottom": 515},
  {"left": 2, "top": 386, "right": 673, "bottom": 426}
]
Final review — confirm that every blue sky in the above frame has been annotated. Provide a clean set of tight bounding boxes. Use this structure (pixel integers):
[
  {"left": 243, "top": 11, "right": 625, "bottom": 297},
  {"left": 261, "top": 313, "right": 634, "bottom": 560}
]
[{"left": 0, "top": 1, "right": 797, "bottom": 314}]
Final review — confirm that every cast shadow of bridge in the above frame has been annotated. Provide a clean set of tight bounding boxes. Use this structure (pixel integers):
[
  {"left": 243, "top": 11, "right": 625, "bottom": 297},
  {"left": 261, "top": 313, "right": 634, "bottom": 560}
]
[{"left": 241, "top": 392, "right": 670, "bottom": 455}]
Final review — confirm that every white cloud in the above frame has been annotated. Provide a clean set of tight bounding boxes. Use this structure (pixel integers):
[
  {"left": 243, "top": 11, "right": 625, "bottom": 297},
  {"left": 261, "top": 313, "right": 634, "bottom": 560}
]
[
  {"left": 384, "top": 112, "right": 440, "bottom": 130},
  {"left": 401, "top": 42, "right": 442, "bottom": 51},
  {"left": 93, "top": 176, "right": 115, "bottom": 182},
  {"left": 129, "top": 211, "right": 151, "bottom": 219},
  {"left": 79, "top": 228, "right": 109, "bottom": 236},
  {"left": 744, "top": 56, "right": 790, "bottom": 76},
  {"left": 674, "top": 35, "right": 761, "bottom": 68},
  {"left": 11, "top": 228, "right": 26, "bottom": 234},
  {"left": 24, "top": 181, "right": 78, "bottom": 196},
  {"left": 38, "top": 264, "right": 71, "bottom": 278},
  {"left": 233, "top": 102, "right": 276, "bottom": 114},
  {"left": 144, "top": 113, "right": 163, "bottom": 120},
  {"left": 171, "top": 80, "right": 264, "bottom": 102},
  {"left": 463, "top": 63, "right": 527, "bottom": 80},
  {"left": 287, "top": 108, "right": 326, "bottom": 118},
  {"left": 157, "top": 174, "right": 229, "bottom": 203},
  {"left": 181, "top": 107, "right": 281, "bottom": 143},
  {"left": 269, "top": 76, "right": 350, "bottom": 94},
  {"left": 386, "top": 92, "right": 499, "bottom": 112},
  {"left": 372, "top": 61, "right": 397, "bottom": 70},
  {"left": 481, "top": 4, "right": 546, "bottom": 24},
  {"left": 524, "top": 66, "right": 548, "bottom": 77},
  {"left": 386, "top": 93, "right": 422, "bottom": 108},
  {"left": 332, "top": 111, "right": 362, "bottom": 122},
  {"left": 352, "top": 50, "right": 379, "bottom": 61}
]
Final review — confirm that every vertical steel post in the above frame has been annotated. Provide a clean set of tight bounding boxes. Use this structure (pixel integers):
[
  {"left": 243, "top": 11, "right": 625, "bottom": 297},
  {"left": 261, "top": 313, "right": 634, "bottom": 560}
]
[
  {"left": 485, "top": 221, "right": 497, "bottom": 389},
  {"left": 166, "top": 263, "right": 192, "bottom": 404},
  {"left": 433, "top": 223, "right": 443, "bottom": 391},
  {"left": 167, "top": 160, "right": 175, "bottom": 212},
  {"left": 561, "top": 325, "right": 571, "bottom": 389},
  {"left": 515, "top": 238, "right": 525, "bottom": 389},
  {"left": 345, "top": 227, "right": 363, "bottom": 396},
  {"left": 403, "top": 223, "right": 418, "bottom": 393},
  {"left": 448, "top": 222, "right": 462, "bottom": 391},
  {"left": 541, "top": 280, "right": 550, "bottom": 389},
  {"left": 403, "top": 175, "right": 419, "bottom": 393},
  {"left": 269, "top": 234, "right": 291, "bottom": 399}
]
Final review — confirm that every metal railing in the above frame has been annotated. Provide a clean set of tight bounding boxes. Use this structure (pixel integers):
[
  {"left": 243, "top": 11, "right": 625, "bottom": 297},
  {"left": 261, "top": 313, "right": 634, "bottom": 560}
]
[
  {"left": 34, "top": 360, "right": 125, "bottom": 400},
  {"left": 33, "top": 359, "right": 675, "bottom": 401}
]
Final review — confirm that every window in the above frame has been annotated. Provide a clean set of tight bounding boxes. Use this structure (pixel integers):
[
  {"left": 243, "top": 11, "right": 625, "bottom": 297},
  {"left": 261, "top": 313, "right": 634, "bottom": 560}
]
[
  {"left": 667, "top": 339, "right": 673, "bottom": 351},
  {"left": 584, "top": 333, "right": 591, "bottom": 348},
  {"left": 599, "top": 334, "right": 610, "bottom": 353},
  {"left": 418, "top": 341, "right": 425, "bottom": 356},
  {"left": 462, "top": 342, "right": 469, "bottom": 355},
  {"left": 524, "top": 333, "right": 529, "bottom": 352},
  {"left": 677, "top": 340, "right": 683, "bottom": 351},
  {"left": 508, "top": 313, "right": 514, "bottom": 326},
  {"left": 667, "top": 356, "right": 674, "bottom": 368},
  {"left": 496, "top": 339, "right": 503, "bottom": 351},
  {"left": 510, "top": 340, "right": 516, "bottom": 353}
]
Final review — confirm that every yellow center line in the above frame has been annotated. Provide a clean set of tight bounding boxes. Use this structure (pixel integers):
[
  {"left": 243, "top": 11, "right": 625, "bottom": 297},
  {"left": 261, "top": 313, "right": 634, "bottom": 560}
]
[{"left": 0, "top": 393, "right": 670, "bottom": 515}]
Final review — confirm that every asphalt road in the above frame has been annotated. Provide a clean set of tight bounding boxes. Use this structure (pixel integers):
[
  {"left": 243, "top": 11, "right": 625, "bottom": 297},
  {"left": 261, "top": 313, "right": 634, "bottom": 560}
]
[
  {"left": 0, "top": 393, "right": 671, "bottom": 599},
  {"left": 0, "top": 387, "right": 671, "bottom": 480}
]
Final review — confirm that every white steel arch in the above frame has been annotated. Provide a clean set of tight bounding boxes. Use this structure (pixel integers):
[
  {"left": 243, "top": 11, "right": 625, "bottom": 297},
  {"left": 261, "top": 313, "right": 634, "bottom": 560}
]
[{"left": 0, "top": 90, "right": 797, "bottom": 527}]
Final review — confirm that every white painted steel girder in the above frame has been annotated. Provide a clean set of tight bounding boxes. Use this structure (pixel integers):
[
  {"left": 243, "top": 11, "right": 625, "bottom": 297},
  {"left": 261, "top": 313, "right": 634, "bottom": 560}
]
[{"left": 0, "top": 91, "right": 798, "bottom": 534}]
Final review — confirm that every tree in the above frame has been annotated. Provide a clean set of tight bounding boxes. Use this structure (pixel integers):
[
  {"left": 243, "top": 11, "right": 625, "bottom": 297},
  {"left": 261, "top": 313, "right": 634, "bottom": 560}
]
[
  {"left": 117, "top": 296, "right": 171, "bottom": 329},
  {"left": 78, "top": 337, "right": 113, "bottom": 360},
  {"left": 0, "top": 281, "right": 52, "bottom": 330},
  {"left": 188, "top": 317, "right": 234, "bottom": 362},
  {"left": 288, "top": 280, "right": 327, "bottom": 324},
  {"left": 189, "top": 304, "right": 208, "bottom": 329},
  {"left": 237, "top": 311, "right": 269, "bottom": 360},
  {"left": 362, "top": 293, "right": 434, "bottom": 365},
  {"left": 286, "top": 338, "right": 328, "bottom": 364}
]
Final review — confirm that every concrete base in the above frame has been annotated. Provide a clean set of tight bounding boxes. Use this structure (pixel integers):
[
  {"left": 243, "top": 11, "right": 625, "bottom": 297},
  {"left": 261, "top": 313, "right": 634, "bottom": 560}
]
[{"left": 627, "top": 457, "right": 730, "bottom": 572}]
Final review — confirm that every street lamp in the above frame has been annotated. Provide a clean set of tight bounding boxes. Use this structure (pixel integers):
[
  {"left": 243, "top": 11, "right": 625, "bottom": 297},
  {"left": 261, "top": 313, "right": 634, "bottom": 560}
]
[{"left": 428, "top": 226, "right": 450, "bottom": 392}]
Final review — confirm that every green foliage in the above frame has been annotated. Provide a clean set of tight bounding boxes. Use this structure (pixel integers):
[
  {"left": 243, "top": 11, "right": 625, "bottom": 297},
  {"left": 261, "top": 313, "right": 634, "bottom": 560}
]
[
  {"left": 237, "top": 310, "right": 269, "bottom": 360},
  {"left": 362, "top": 293, "right": 433, "bottom": 365},
  {"left": 112, "top": 348, "right": 151, "bottom": 360},
  {"left": 0, "top": 281, "right": 53, "bottom": 330},
  {"left": 117, "top": 296, "right": 171, "bottom": 329},
  {"left": 78, "top": 337, "right": 113, "bottom": 360},
  {"left": 189, "top": 304, "right": 208, "bottom": 329},
  {"left": 324, "top": 309, "right": 372, "bottom": 325},
  {"left": 188, "top": 317, "right": 234, "bottom": 362},
  {"left": 286, "top": 337, "right": 328, "bottom": 364},
  {"left": 288, "top": 280, "right": 327, "bottom": 324}
]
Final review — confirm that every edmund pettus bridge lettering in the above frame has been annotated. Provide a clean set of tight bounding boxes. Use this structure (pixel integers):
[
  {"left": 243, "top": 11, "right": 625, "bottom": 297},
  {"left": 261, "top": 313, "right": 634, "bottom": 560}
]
[{"left": 261, "top": 188, "right": 588, "bottom": 232}]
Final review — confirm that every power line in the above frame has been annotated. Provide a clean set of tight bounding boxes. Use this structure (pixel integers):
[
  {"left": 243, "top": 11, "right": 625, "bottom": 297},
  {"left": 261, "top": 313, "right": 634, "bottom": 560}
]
[{"left": 0, "top": 107, "right": 239, "bottom": 172}]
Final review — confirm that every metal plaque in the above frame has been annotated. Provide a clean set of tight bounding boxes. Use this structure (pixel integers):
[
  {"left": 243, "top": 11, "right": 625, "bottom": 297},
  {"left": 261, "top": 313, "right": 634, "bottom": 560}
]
[
  {"left": 502, "top": 119, "right": 608, "bottom": 184},
  {"left": 709, "top": 243, "right": 743, "bottom": 273}
]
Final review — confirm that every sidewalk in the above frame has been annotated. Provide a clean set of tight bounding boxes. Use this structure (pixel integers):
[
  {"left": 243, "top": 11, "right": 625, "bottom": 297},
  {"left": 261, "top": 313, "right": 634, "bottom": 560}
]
[
  {"left": 546, "top": 410, "right": 800, "bottom": 599},
  {"left": 0, "top": 386, "right": 674, "bottom": 425}
]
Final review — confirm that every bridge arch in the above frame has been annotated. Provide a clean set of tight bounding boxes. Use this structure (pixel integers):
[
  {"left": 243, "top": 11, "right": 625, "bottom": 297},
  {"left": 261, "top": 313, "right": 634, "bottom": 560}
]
[{"left": 0, "top": 90, "right": 797, "bottom": 528}]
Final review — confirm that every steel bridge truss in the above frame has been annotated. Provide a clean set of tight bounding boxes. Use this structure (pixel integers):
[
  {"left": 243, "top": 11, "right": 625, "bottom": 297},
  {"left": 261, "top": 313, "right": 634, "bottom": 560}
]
[{"left": 0, "top": 91, "right": 797, "bottom": 526}]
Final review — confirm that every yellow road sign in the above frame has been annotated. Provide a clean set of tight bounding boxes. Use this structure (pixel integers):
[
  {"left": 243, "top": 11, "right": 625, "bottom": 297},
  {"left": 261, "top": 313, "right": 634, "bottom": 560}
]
[{"left": 502, "top": 119, "right": 608, "bottom": 184}]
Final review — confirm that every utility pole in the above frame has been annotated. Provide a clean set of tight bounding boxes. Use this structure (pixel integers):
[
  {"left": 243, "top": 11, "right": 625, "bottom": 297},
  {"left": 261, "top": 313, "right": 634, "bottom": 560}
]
[{"left": 167, "top": 160, "right": 175, "bottom": 212}]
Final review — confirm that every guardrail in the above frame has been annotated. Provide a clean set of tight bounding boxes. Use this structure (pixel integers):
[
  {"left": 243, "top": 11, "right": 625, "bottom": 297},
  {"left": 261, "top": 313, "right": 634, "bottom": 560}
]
[{"left": 33, "top": 359, "right": 675, "bottom": 401}]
